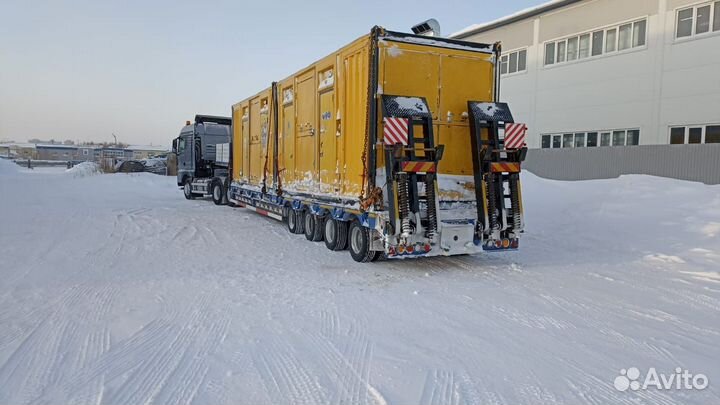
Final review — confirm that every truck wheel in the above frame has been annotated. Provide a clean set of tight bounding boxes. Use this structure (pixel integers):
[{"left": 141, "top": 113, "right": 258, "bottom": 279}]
[
  {"left": 287, "top": 209, "right": 300, "bottom": 233},
  {"left": 348, "top": 221, "right": 379, "bottom": 263},
  {"left": 303, "top": 211, "right": 316, "bottom": 241},
  {"left": 324, "top": 218, "right": 348, "bottom": 251},
  {"left": 211, "top": 181, "right": 224, "bottom": 205},
  {"left": 311, "top": 215, "right": 325, "bottom": 242},
  {"left": 183, "top": 179, "right": 195, "bottom": 200}
]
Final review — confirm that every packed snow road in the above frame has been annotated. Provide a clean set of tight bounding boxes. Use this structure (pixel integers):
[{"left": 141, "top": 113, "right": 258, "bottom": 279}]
[{"left": 1, "top": 160, "right": 719, "bottom": 405}]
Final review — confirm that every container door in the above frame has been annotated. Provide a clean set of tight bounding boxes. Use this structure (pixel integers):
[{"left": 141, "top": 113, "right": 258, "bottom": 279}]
[
  {"left": 295, "top": 71, "right": 316, "bottom": 190},
  {"left": 242, "top": 107, "right": 250, "bottom": 181},
  {"left": 438, "top": 54, "right": 493, "bottom": 176},
  {"left": 281, "top": 90, "right": 295, "bottom": 185},
  {"left": 249, "top": 98, "right": 262, "bottom": 183},
  {"left": 318, "top": 88, "right": 336, "bottom": 193}
]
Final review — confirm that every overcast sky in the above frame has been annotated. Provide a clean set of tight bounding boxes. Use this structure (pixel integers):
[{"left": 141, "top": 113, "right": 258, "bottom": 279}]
[{"left": 0, "top": 0, "right": 541, "bottom": 146}]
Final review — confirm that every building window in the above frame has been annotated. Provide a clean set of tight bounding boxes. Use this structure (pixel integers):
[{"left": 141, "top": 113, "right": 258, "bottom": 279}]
[
  {"left": 574, "top": 133, "right": 586, "bottom": 147},
  {"left": 552, "top": 135, "right": 562, "bottom": 148},
  {"left": 500, "top": 49, "right": 527, "bottom": 75},
  {"left": 600, "top": 132, "right": 611, "bottom": 146},
  {"left": 557, "top": 40, "right": 567, "bottom": 62},
  {"left": 587, "top": 132, "right": 599, "bottom": 147},
  {"left": 670, "top": 127, "right": 686, "bottom": 144},
  {"left": 541, "top": 129, "right": 640, "bottom": 148},
  {"left": 676, "top": 2, "right": 720, "bottom": 39},
  {"left": 633, "top": 20, "right": 647, "bottom": 47},
  {"left": 545, "top": 42, "right": 555, "bottom": 65},
  {"left": 592, "top": 31, "right": 604, "bottom": 56},
  {"left": 612, "top": 130, "right": 626, "bottom": 146},
  {"left": 670, "top": 124, "right": 720, "bottom": 143},
  {"left": 707, "top": 125, "right": 720, "bottom": 143},
  {"left": 83, "top": 149, "right": 89, "bottom": 155},
  {"left": 567, "top": 37, "right": 578, "bottom": 61},
  {"left": 544, "top": 18, "right": 647, "bottom": 66}
]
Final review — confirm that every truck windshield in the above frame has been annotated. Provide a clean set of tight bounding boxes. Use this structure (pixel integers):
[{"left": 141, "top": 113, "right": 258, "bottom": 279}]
[{"left": 177, "top": 137, "right": 186, "bottom": 154}]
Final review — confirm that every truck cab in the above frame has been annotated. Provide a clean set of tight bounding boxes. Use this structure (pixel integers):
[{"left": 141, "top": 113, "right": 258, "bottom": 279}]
[{"left": 172, "top": 115, "right": 231, "bottom": 203}]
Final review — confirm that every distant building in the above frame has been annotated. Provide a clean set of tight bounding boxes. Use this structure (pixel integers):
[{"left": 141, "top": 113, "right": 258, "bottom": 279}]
[
  {"left": 125, "top": 145, "right": 170, "bottom": 159},
  {"left": 0, "top": 143, "right": 38, "bottom": 159},
  {"left": 35, "top": 144, "right": 79, "bottom": 161},
  {"left": 452, "top": 0, "right": 720, "bottom": 149}
]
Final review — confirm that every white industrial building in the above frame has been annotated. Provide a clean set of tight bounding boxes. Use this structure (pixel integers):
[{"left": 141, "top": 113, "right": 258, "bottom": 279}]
[{"left": 452, "top": 0, "right": 720, "bottom": 149}]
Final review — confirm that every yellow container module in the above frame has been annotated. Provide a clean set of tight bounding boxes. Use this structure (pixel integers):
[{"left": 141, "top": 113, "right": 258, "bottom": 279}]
[{"left": 228, "top": 27, "right": 527, "bottom": 262}]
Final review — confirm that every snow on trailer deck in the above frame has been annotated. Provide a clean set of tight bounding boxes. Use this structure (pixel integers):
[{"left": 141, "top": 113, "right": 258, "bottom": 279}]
[{"left": 0, "top": 160, "right": 719, "bottom": 405}]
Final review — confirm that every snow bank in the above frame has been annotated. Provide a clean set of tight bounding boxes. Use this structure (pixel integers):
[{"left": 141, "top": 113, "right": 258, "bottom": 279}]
[
  {"left": 65, "top": 161, "right": 101, "bottom": 177},
  {"left": 0, "top": 158, "right": 19, "bottom": 175}
]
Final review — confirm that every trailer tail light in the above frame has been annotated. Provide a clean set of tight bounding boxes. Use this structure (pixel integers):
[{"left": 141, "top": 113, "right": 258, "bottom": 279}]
[
  {"left": 511, "top": 239, "right": 519, "bottom": 248},
  {"left": 397, "top": 245, "right": 406, "bottom": 254},
  {"left": 495, "top": 240, "right": 502, "bottom": 248},
  {"left": 388, "top": 246, "right": 396, "bottom": 256},
  {"left": 406, "top": 245, "right": 415, "bottom": 254},
  {"left": 502, "top": 239, "right": 510, "bottom": 248},
  {"left": 424, "top": 243, "right": 431, "bottom": 253}
]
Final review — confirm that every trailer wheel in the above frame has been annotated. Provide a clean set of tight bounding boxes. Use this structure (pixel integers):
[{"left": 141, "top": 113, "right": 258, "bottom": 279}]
[
  {"left": 324, "top": 218, "right": 348, "bottom": 251},
  {"left": 287, "top": 209, "right": 301, "bottom": 234},
  {"left": 303, "top": 211, "right": 316, "bottom": 241},
  {"left": 311, "top": 215, "right": 325, "bottom": 242},
  {"left": 348, "top": 221, "right": 378, "bottom": 263},
  {"left": 183, "top": 179, "right": 195, "bottom": 200},
  {"left": 211, "top": 181, "right": 224, "bottom": 205}
]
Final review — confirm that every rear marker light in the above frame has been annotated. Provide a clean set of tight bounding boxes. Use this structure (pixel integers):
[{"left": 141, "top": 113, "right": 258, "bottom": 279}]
[
  {"left": 424, "top": 244, "right": 431, "bottom": 253},
  {"left": 407, "top": 245, "right": 415, "bottom": 254},
  {"left": 502, "top": 239, "right": 510, "bottom": 248}
]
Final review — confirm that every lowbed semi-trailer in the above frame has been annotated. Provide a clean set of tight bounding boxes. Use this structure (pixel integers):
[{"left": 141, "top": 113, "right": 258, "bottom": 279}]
[{"left": 227, "top": 26, "right": 527, "bottom": 262}]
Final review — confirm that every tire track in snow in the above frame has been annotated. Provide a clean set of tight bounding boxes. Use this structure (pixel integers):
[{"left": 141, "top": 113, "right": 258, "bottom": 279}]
[
  {"left": 252, "top": 336, "right": 329, "bottom": 405},
  {"left": 302, "top": 317, "right": 386, "bottom": 405},
  {"left": 420, "top": 370, "right": 460, "bottom": 405},
  {"left": 0, "top": 284, "right": 92, "bottom": 405},
  {"left": 153, "top": 314, "right": 230, "bottom": 405},
  {"left": 102, "top": 295, "right": 214, "bottom": 405}
]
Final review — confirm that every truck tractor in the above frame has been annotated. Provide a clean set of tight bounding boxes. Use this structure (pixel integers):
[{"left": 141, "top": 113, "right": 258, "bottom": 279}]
[{"left": 172, "top": 115, "right": 232, "bottom": 205}]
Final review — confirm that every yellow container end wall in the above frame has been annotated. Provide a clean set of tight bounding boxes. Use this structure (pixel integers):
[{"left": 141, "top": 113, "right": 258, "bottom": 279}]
[
  {"left": 378, "top": 39, "right": 495, "bottom": 199},
  {"left": 231, "top": 104, "right": 244, "bottom": 181}
]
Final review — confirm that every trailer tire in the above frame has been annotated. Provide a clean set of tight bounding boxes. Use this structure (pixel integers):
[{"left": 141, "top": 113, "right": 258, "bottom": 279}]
[
  {"left": 303, "top": 211, "right": 317, "bottom": 241},
  {"left": 324, "top": 218, "right": 348, "bottom": 251},
  {"left": 348, "top": 221, "right": 378, "bottom": 263},
  {"left": 287, "top": 209, "right": 301, "bottom": 234},
  {"left": 183, "top": 179, "right": 195, "bottom": 200},
  {"left": 211, "top": 181, "right": 224, "bottom": 205},
  {"left": 311, "top": 215, "right": 325, "bottom": 242}
]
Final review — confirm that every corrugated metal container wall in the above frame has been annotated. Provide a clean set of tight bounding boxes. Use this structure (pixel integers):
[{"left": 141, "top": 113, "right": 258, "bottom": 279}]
[{"left": 279, "top": 37, "right": 370, "bottom": 197}]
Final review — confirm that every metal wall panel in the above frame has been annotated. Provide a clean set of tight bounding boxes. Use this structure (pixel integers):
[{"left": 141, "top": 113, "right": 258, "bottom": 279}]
[{"left": 524, "top": 144, "right": 720, "bottom": 184}]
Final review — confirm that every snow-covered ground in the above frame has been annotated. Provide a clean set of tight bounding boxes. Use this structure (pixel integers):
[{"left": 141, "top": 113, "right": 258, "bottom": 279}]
[{"left": 1, "top": 159, "right": 719, "bottom": 405}]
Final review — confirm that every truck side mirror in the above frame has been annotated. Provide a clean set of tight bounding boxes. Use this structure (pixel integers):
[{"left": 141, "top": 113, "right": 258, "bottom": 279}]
[{"left": 172, "top": 138, "right": 178, "bottom": 154}]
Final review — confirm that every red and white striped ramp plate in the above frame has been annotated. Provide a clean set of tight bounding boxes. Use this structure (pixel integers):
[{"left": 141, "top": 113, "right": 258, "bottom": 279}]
[
  {"left": 504, "top": 123, "right": 527, "bottom": 149},
  {"left": 383, "top": 117, "right": 409, "bottom": 146}
]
